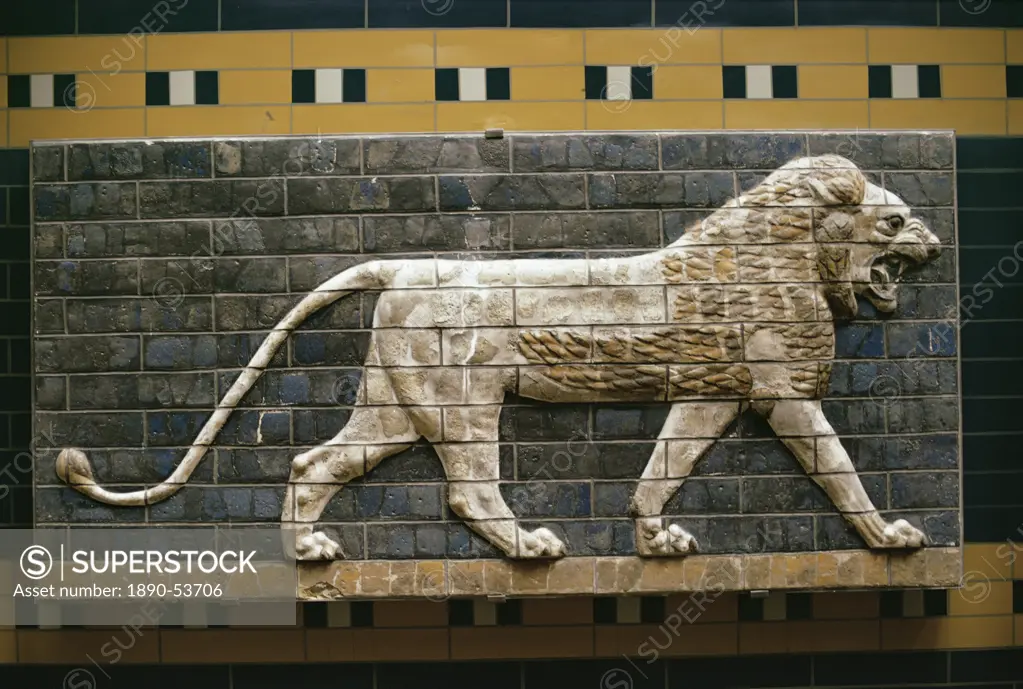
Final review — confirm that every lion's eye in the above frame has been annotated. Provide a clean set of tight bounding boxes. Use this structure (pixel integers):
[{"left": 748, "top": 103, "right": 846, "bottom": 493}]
[{"left": 887, "top": 215, "right": 904, "bottom": 231}]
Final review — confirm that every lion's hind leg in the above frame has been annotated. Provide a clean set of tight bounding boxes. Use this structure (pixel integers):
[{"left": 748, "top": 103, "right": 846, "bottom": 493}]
[
  {"left": 283, "top": 405, "right": 419, "bottom": 560},
  {"left": 758, "top": 399, "right": 927, "bottom": 549},
  {"left": 631, "top": 401, "right": 741, "bottom": 556}
]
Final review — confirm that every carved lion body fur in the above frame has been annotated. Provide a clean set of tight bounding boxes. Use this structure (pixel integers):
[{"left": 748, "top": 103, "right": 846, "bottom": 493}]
[{"left": 57, "top": 154, "right": 942, "bottom": 561}]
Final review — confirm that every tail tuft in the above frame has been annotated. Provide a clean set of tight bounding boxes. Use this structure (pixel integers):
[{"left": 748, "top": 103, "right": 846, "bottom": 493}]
[{"left": 57, "top": 448, "right": 96, "bottom": 487}]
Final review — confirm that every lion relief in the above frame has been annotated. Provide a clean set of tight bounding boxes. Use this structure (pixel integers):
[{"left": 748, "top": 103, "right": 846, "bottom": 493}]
[{"left": 56, "top": 154, "right": 942, "bottom": 561}]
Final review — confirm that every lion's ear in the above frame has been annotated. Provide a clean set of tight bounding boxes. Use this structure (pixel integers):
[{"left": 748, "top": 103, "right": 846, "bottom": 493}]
[{"left": 806, "top": 168, "right": 866, "bottom": 206}]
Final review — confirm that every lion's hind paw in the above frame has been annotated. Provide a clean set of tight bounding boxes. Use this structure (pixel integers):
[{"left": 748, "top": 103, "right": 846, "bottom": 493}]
[
  {"left": 637, "top": 519, "right": 698, "bottom": 556},
  {"left": 518, "top": 527, "right": 566, "bottom": 559},
  {"left": 880, "top": 518, "right": 927, "bottom": 549},
  {"left": 296, "top": 530, "right": 343, "bottom": 560}
]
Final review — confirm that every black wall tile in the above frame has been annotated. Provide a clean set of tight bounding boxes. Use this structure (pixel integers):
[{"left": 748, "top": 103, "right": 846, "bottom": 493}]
[
  {"left": 869, "top": 66, "right": 893, "bottom": 98},
  {"left": 799, "top": 0, "right": 938, "bottom": 25},
  {"left": 233, "top": 664, "right": 374, "bottom": 689},
  {"left": 1, "top": 0, "right": 75, "bottom": 35},
  {"left": 941, "top": 0, "right": 1023, "bottom": 26},
  {"left": 222, "top": 0, "right": 365, "bottom": 30},
  {"left": 0, "top": 150, "right": 30, "bottom": 186},
  {"left": 813, "top": 651, "right": 948, "bottom": 685},
  {"left": 512, "top": 0, "right": 652, "bottom": 27},
  {"left": 657, "top": 0, "right": 795, "bottom": 26},
  {"left": 380, "top": 662, "right": 521, "bottom": 689},
  {"left": 371, "top": 0, "right": 507, "bottom": 27},
  {"left": 78, "top": 0, "right": 219, "bottom": 33},
  {"left": 528, "top": 660, "right": 666, "bottom": 689},
  {"left": 958, "top": 137, "right": 1023, "bottom": 169}
]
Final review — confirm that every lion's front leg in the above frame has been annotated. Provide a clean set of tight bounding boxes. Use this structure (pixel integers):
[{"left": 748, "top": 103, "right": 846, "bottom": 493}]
[
  {"left": 631, "top": 402, "right": 741, "bottom": 556},
  {"left": 759, "top": 399, "right": 927, "bottom": 549}
]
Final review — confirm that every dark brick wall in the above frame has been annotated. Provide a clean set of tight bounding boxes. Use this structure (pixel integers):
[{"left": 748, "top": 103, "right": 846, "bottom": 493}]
[
  {"left": 3, "top": 650, "right": 1023, "bottom": 687},
  {"left": 0, "top": 148, "right": 33, "bottom": 528},
  {"left": 27, "top": 132, "right": 963, "bottom": 558}
]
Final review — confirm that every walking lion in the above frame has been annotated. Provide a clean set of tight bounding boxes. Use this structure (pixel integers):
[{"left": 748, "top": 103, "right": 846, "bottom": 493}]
[{"left": 57, "top": 154, "right": 942, "bottom": 560}]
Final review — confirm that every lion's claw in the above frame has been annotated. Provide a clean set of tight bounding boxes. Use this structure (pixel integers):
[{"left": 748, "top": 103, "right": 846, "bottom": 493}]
[
  {"left": 637, "top": 519, "right": 697, "bottom": 556},
  {"left": 518, "top": 527, "right": 566, "bottom": 558},
  {"left": 879, "top": 518, "right": 927, "bottom": 549},
  {"left": 296, "top": 530, "right": 342, "bottom": 560}
]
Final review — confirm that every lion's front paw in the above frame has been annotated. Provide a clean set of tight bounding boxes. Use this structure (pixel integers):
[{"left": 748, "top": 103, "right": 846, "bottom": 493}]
[
  {"left": 636, "top": 518, "right": 697, "bottom": 556},
  {"left": 878, "top": 519, "right": 927, "bottom": 549},
  {"left": 295, "top": 530, "right": 343, "bottom": 560},
  {"left": 518, "top": 527, "right": 566, "bottom": 559}
]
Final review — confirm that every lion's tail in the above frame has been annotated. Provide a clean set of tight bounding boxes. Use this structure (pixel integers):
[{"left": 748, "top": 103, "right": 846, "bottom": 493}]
[{"left": 55, "top": 261, "right": 387, "bottom": 506}]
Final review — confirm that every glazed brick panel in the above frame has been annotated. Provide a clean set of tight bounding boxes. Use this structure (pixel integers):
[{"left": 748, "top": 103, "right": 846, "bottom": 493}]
[{"left": 30, "top": 132, "right": 962, "bottom": 561}]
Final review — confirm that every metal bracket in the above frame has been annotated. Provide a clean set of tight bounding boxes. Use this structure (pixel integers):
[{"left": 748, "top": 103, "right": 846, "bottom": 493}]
[
  {"left": 750, "top": 590, "right": 770, "bottom": 598},
  {"left": 486, "top": 593, "right": 507, "bottom": 603},
  {"left": 484, "top": 128, "right": 505, "bottom": 139}
]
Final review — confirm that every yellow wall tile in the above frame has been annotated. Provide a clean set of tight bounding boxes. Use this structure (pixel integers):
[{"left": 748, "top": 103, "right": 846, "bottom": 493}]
[
  {"left": 963, "top": 543, "right": 1015, "bottom": 581},
  {"left": 295, "top": 31, "right": 434, "bottom": 68},
  {"left": 373, "top": 601, "right": 449, "bottom": 628},
  {"left": 0, "top": 630, "right": 15, "bottom": 663},
  {"left": 511, "top": 67, "right": 585, "bottom": 101},
  {"left": 740, "top": 621, "right": 881, "bottom": 654},
  {"left": 799, "top": 66, "right": 869, "bottom": 99},
  {"left": 1009, "top": 30, "right": 1023, "bottom": 63},
  {"left": 293, "top": 104, "right": 435, "bottom": 134},
  {"left": 0, "top": 112, "right": 6, "bottom": 147},
  {"left": 949, "top": 580, "right": 1014, "bottom": 616},
  {"left": 723, "top": 28, "right": 866, "bottom": 64},
  {"left": 0, "top": 38, "right": 6, "bottom": 73},
  {"left": 306, "top": 629, "right": 355, "bottom": 662},
  {"left": 437, "top": 102, "right": 585, "bottom": 132},
  {"left": 10, "top": 108, "right": 145, "bottom": 146},
  {"left": 882, "top": 616, "right": 1014, "bottom": 650},
  {"left": 868, "top": 29, "right": 1004, "bottom": 64},
  {"left": 75, "top": 72, "right": 146, "bottom": 109},
  {"left": 146, "top": 106, "right": 291, "bottom": 137},
  {"left": 160, "top": 630, "right": 305, "bottom": 663},
  {"left": 869, "top": 99, "right": 1006, "bottom": 135},
  {"left": 451, "top": 626, "right": 593, "bottom": 660},
  {"left": 147, "top": 32, "right": 290, "bottom": 71},
  {"left": 586, "top": 100, "right": 723, "bottom": 130},
  {"left": 367, "top": 69, "right": 436, "bottom": 103},
  {"left": 725, "top": 100, "right": 868, "bottom": 129},
  {"left": 664, "top": 593, "right": 738, "bottom": 623},
  {"left": 585, "top": 29, "right": 722, "bottom": 65},
  {"left": 522, "top": 599, "right": 594, "bottom": 625},
  {"left": 10, "top": 36, "right": 145, "bottom": 74},
  {"left": 594, "top": 624, "right": 737, "bottom": 657},
  {"left": 655, "top": 66, "right": 723, "bottom": 99},
  {"left": 352, "top": 629, "right": 450, "bottom": 660},
  {"left": 437, "top": 30, "right": 583, "bottom": 67},
  {"left": 942, "top": 66, "right": 1007, "bottom": 98},
  {"left": 0, "top": 76, "right": 6, "bottom": 109},
  {"left": 219, "top": 70, "right": 292, "bottom": 105},
  {"left": 17, "top": 630, "right": 159, "bottom": 663},
  {"left": 812, "top": 592, "right": 880, "bottom": 620},
  {"left": 1016, "top": 614, "right": 1023, "bottom": 644}
]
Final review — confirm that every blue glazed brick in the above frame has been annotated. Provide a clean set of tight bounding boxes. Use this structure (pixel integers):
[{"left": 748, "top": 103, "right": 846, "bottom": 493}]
[
  {"left": 835, "top": 324, "right": 885, "bottom": 358},
  {"left": 144, "top": 335, "right": 218, "bottom": 369},
  {"left": 887, "top": 322, "right": 957, "bottom": 357}
]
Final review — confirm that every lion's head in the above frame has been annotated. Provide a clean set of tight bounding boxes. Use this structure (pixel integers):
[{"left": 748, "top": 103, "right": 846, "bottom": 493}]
[{"left": 732, "top": 154, "right": 943, "bottom": 318}]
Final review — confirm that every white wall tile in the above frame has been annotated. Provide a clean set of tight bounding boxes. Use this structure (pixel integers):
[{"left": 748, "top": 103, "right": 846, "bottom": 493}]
[
  {"left": 892, "top": 65, "right": 919, "bottom": 99},
  {"left": 30, "top": 74, "right": 54, "bottom": 108},
  {"left": 169, "top": 70, "right": 196, "bottom": 106},
  {"left": 606, "top": 65, "right": 633, "bottom": 101},
  {"left": 315, "top": 68, "right": 345, "bottom": 104},
  {"left": 459, "top": 67, "right": 487, "bottom": 102},
  {"left": 746, "top": 65, "right": 773, "bottom": 99}
]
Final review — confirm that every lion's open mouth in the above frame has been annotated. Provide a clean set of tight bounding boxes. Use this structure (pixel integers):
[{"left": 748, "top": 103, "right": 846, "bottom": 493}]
[{"left": 866, "top": 254, "right": 906, "bottom": 312}]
